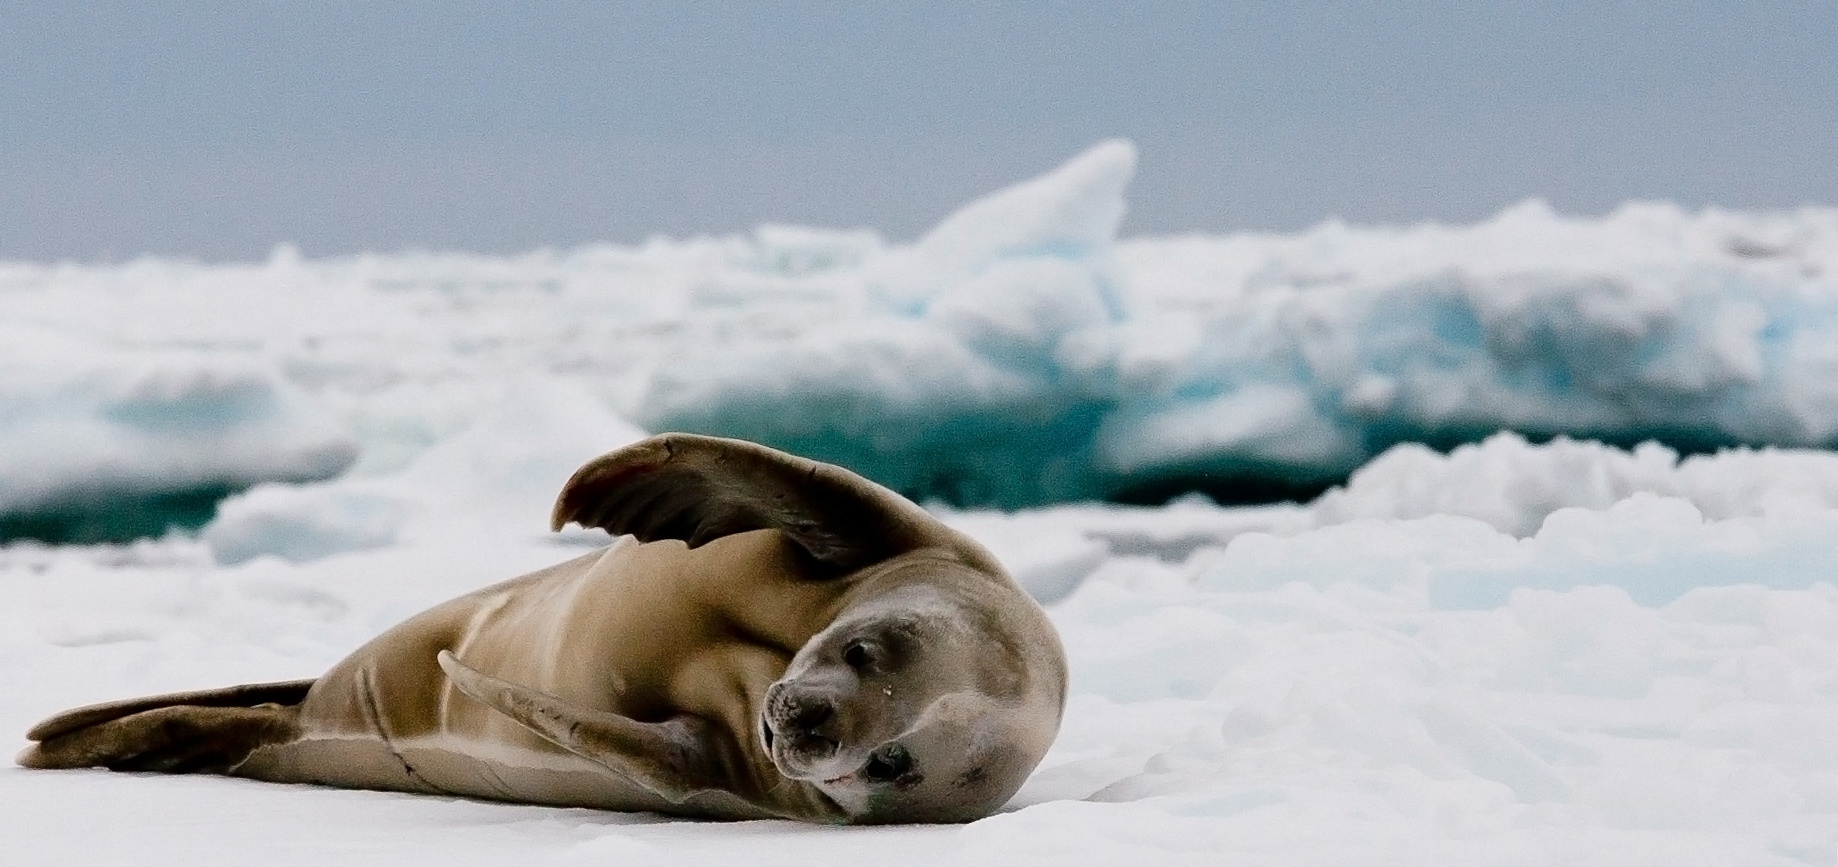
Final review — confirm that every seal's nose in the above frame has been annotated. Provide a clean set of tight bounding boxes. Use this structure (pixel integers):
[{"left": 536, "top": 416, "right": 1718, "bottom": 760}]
[
  {"left": 767, "top": 684, "right": 838, "bottom": 741},
  {"left": 786, "top": 698, "right": 833, "bottom": 735}
]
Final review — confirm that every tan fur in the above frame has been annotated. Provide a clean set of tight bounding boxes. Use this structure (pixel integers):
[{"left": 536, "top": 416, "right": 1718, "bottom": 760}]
[{"left": 19, "top": 434, "right": 1067, "bottom": 824}]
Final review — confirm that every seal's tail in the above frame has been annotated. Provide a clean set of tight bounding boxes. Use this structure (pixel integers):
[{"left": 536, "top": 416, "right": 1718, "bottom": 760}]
[{"left": 17, "top": 679, "right": 315, "bottom": 774}]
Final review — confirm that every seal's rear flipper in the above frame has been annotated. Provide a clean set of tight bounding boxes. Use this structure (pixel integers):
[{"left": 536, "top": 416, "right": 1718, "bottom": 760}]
[
  {"left": 18, "top": 680, "right": 314, "bottom": 773},
  {"left": 19, "top": 703, "right": 302, "bottom": 773},
  {"left": 24, "top": 679, "right": 315, "bottom": 742}
]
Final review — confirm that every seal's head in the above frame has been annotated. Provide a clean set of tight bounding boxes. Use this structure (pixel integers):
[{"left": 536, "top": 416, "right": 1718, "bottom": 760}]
[{"left": 761, "top": 564, "right": 1065, "bottom": 823}]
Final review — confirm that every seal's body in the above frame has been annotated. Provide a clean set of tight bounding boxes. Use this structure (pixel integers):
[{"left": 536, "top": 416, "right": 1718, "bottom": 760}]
[
  {"left": 19, "top": 435, "right": 1067, "bottom": 824},
  {"left": 242, "top": 530, "right": 843, "bottom": 819}
]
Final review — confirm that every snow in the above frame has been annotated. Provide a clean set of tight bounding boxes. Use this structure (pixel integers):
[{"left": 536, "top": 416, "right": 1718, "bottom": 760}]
[{"left": 6, "top": 142, "right": 1838, "bottom": 863}]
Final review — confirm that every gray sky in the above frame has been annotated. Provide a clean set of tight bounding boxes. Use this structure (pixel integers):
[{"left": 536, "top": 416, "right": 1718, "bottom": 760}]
[{"left": 3, "top": 1, "right": 1835, "bottom": 261}]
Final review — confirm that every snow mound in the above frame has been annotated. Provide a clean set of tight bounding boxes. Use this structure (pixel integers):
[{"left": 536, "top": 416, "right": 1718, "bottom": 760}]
[
  {"left": 635, "top": 143, "right": 1838, "bottom": 507},
  {"left": 946, "top": 434, "right": 1838, "bottom": 609},
  {"left": 0, "top": 321, "right": 355, "bottom": 540},
  {"left": 636, "top": 140, "right": 1136, "bottom": 507},
  {"left": 1315, "top": 431, "right": 1838, "bottom": 536},
  {"left": 202, "top": 378, "right": 642, "bottom": 565}
]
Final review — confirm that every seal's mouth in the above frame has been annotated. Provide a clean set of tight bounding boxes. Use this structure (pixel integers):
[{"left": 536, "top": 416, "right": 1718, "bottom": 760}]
[
  {"left": 765, "top": 723, "right": 848, "bottom": 780},
  {"left": 780, "top": 731, "right": 839, "bottom": 759},
  {"left": 763, "top": 715, "right": 837, "bottom": 755}
]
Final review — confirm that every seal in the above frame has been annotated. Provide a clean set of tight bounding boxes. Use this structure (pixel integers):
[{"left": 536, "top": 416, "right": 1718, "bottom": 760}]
[{"left": 17, "top": 434, "right": 1068, "bottom": 824}]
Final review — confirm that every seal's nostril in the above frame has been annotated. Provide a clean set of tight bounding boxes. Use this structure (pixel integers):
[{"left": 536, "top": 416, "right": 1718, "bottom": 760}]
[{"left": 789, "top": 698, "right": 833, "bottom": 734}]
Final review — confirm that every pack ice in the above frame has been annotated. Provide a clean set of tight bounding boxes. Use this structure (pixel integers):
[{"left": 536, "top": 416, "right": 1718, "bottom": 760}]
[{"left": 4, "top": 143, "right": 1838, "bottom": 865}]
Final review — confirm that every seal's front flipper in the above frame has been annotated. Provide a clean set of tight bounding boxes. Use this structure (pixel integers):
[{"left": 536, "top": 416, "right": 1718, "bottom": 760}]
[
  {"left": 19, "top": 703, "right": 302, "bottom": 774},
  {"left": 551, "top": 433, "right": 998, "bottom": 577},
  {"left": 437, "top": 650, "right": 758, "bottom": 808}
]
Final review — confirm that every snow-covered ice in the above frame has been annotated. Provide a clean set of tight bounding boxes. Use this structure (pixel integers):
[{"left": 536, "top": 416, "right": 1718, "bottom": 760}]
[
  {"left": 7, "top": 143, "right": 1838, "bottom": 864},
  {"left": 6, "top": 141, "right": 1838, "bottom": 523}
]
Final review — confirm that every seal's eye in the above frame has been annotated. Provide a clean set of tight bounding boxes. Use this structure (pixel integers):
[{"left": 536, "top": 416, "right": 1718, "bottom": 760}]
[
  {"left": 863, "top": 743, "right": 911, "bottom": 783},
  {"left": 842, "top": 640, "right": 871, "bottom": 670}
]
